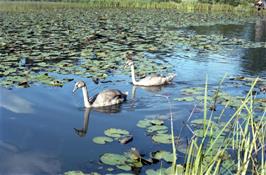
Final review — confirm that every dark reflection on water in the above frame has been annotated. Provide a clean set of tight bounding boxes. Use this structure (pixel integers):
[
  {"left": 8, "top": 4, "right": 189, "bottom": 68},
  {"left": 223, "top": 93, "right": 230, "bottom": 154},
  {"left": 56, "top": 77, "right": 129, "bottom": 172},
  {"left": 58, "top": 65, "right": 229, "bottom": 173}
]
[
  {"left": 0, "top": 18, "right": 266, "bottom": 174},
  {"left": 240, "top": 18, "right": 266, "bottom": 75},
  {"left": 188, "top": 17, "right": 266, "bottom": 77},
  {"left": 73, "top": 108, "right": 91, "bottom": 137},
  {"left": 241, "top": 47, "right": 266, "bottom": 75},
  {"left": 254, "top": 17, "right": 266, "bottom": 42},
  {"left": 188, "top": 17, "right": 266, "bottom": 42}
]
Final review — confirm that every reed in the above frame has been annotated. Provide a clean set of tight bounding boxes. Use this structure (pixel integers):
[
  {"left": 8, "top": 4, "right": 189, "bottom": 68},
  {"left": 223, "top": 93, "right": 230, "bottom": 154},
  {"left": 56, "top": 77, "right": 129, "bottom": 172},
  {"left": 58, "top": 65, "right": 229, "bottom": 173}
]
[
  {"left": 172, "top": 77, "right": 266, "bottom": 174},
  {"left": 0, "top": 1, "right": 265, "bottom": 15}
]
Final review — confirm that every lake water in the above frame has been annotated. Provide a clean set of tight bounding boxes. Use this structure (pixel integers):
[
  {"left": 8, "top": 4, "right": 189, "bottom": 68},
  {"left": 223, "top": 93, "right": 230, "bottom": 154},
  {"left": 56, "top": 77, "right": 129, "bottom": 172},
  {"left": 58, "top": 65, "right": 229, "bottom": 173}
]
[{"left": 0, "top": 10, "right": 265, "bottom": 174}]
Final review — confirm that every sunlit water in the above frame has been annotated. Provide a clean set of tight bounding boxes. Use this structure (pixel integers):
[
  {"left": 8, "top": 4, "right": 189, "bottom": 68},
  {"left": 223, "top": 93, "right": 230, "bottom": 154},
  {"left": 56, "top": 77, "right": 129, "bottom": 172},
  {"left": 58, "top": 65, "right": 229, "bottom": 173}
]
[{"left": 0, "top": 17, "right": 266, "bottom": 174}]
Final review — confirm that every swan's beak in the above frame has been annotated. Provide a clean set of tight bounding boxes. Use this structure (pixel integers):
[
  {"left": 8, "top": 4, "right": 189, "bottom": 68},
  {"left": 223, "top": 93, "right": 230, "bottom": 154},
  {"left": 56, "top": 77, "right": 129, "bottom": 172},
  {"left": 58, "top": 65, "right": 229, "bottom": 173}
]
[{"left": 72, "top": 86, "right": 78, "bottom": 95}]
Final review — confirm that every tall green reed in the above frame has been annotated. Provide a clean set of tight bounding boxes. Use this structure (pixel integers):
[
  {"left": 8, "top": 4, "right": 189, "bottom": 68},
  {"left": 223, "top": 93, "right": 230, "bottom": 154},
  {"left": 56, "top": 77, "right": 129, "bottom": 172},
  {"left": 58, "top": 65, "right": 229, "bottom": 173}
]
[{"left": 170, "top": 77, "right": 265, "bottom": 174}]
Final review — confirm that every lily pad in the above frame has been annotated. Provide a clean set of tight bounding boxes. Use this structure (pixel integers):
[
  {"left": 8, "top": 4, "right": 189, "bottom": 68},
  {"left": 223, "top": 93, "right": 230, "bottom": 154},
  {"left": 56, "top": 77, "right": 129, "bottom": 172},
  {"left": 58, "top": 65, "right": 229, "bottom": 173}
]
[
  {"left": 147, "top": 125, "right": 168, "bottom": 133},
  {"left": 145, "top": 166, "right": 181, "bottom": 175},
  {"left": 137, "top": 119, "right": 152, "bottom": 128},
  {"left": 137, "top": 119, "right": 164, "bottom": 128},
  {"left": 152, "top": 134, "right": 172, "bottom": 144},
  {"left": 174, "top": 97, "right": 194, "bottom": 102},
  {"left": 104, "top": 128, "right": 129, "bottom": 138},
  {"left": 100, "top": 153, "right": 128, "bottom": 166},
  {"left": 64, "top": 171, "right": 88, "bottom": 175},
  {"left": 116, "top": 165, "right": 131, "bottom": 171},
  {"left": 93, "top": 136, "right": 113, "bottom": 144},
  {"left": 152, "top": 150, "right": 174, "bottom": 162}
]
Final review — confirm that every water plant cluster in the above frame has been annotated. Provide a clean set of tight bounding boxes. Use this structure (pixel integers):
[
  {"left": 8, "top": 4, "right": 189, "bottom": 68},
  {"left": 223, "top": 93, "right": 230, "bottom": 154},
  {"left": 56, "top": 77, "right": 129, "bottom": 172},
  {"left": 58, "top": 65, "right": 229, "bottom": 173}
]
[
  {"left": 1, "top": 1, "right": 265, "bottom": 14},
  {"left": 1, "top": 8, "right": 265, "bottom": 89}
]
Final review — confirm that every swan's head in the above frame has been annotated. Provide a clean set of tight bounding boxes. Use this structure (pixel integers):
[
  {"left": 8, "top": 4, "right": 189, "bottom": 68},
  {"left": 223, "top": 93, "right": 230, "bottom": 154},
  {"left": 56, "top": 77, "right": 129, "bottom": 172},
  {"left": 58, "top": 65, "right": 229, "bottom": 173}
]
[
  {"left": 124, "top": 51, "right": 135, "bottom": 68},
  {"left": 73, "top": 81, "right": 86, "bottom": 94}
]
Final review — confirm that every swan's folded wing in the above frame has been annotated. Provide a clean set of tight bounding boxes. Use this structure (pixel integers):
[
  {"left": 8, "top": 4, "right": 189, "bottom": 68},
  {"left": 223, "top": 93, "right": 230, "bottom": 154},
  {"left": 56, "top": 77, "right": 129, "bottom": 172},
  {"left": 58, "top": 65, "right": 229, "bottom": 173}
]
[
  {"left": 91, "top": 89, "right": 126, "bottom": 107},
  {"left": 137, "top": 76, "right": 165, "bottom": 86}
]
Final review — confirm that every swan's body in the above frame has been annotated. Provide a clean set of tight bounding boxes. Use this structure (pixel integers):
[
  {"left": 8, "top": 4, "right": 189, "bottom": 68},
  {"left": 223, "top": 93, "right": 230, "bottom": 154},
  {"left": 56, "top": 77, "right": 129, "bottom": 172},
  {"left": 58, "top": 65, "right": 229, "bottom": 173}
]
[
  {"left": 73, "top": 81, "right": 127, "bottom": 108},
  {"left": 127, "top": 60, "right": 175, "bottom": 86}
]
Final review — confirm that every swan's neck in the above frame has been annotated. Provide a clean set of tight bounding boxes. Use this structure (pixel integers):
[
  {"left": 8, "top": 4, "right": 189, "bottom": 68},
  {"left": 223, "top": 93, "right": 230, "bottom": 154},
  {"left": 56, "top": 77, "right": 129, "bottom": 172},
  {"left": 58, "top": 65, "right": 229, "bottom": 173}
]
[
  {"left": 130, "top": 64, "right": 138, "bottom": 85},
  {"left": 82, "top": 86, "right": 91, "bottom": 108}
]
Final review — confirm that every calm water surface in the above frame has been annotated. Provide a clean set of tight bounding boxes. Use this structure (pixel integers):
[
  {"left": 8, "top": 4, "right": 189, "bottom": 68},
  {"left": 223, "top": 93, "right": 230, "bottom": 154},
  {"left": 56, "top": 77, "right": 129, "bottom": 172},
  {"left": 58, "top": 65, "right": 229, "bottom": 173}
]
[{"left": 0, "top": 16, "right": 266, "bottom": 174}]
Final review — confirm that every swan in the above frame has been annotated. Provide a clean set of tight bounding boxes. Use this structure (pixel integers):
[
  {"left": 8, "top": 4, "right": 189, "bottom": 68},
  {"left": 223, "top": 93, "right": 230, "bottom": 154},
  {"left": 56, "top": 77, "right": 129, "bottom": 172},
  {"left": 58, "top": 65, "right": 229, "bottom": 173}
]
[
  {"left": 73, "top": 81, "right": 127, "bottom": 108},
  {"left": 125, "top": 54, "right": 176, "bottom": 86}
]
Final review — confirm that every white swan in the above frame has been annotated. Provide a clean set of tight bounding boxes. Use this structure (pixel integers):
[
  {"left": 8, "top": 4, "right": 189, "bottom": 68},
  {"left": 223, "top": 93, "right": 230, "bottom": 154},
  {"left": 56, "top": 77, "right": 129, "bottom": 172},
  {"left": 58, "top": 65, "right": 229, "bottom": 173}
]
[
  {"left": 125, "top": 58, "right": 176, "bottom": 87},
  {"left": 73, "top": 81, "right": 127, "bottom": 108}
]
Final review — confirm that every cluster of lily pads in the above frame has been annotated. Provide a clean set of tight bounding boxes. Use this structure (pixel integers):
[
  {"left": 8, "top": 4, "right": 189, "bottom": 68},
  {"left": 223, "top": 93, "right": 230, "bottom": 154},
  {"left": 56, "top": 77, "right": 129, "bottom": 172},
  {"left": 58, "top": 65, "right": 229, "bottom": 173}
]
[
  {"left": 93, "top": 128, "right": 133, "bottom": 145},
  {"left": 137, "top": 118, "right": 174, "bottom": 144},
  {"left": 98, "top": 147, "right": 177, "bottom": 173},
  {"left": 88, "top": 118, "right": 183, "bottom": 174},
  {"left": 175, "top": 76, "right": 266, "bottom": 111},
  {"left": 1, "top": 9, "right": 265, "bottom": 88},
  {"left": 90, "top": 119, "right": 179, "bottom": 174}
]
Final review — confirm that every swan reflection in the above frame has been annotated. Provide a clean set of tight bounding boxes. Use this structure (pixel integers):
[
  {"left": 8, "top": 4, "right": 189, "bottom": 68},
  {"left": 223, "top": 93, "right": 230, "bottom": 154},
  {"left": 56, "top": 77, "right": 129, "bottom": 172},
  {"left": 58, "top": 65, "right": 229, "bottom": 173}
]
[
  {"left": 74, "top": 104, "right": 122, "bottom": 137},
  {"left": 131, "top": 85, "right": 164, "bottom": 99}
]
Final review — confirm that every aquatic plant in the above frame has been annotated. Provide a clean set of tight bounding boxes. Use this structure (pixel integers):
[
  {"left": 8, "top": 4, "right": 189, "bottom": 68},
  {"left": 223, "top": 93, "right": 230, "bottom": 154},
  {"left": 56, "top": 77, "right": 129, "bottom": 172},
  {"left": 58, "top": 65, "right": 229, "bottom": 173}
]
[
  {"left": 0, "top": 1, "right": 265, "bottom": 14},
  {"left": 1, "top": 5, "right": 265, "bottom": 89},
  {"left": 176, "top": 77, "right": 266, "bottom": 174}
]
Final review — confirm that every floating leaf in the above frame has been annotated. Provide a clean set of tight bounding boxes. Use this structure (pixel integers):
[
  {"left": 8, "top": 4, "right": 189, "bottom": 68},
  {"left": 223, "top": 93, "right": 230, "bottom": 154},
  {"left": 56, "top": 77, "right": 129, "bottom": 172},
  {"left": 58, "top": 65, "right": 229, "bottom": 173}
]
[
  {"left": 152, "top": 134, "right": 172, "bottom": 144},
  {"left": 152, "top": 150, "right": 174, "bottom": 163},
  {"left": 137, "top": 119, "right": 163, "bottom": 128},
  {"left": 146, "top": 166, "right": 176, "bottom": 175},
  {"left": 64, "top": 171, "right": 87, "bottom": 175},
  {"left": 104, "top": 128, "right": 129, "bottom": 138},
  {"left": 147, "top": 125, "right": 168, "bottom": 133},
  {"left": 174, "top": 97, "right": 194, "bottom": 102},
  {"left": 93, "top": 136, "right": 113, "bottom": 144},
  {"left": 116, "top": 165, "right": 131, "bottom": 171},
  {"left": 100, "top": 153, "right": 127, "bottom": 166}
]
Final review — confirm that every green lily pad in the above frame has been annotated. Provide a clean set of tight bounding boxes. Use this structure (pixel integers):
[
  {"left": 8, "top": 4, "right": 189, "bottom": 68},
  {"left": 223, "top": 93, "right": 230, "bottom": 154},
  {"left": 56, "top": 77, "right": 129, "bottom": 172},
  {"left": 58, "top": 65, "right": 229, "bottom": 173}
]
[
  {"left": 190, "top": 119, "right": 217, "bottom": 127},
  {"left": 152, "top": 150, "right": 174, "bottom": 162},
  {"left": 93, "top": 136, "right": 113, "bottom": 144},
  {"left": 137, "top": 119, "right": 164, "bottom": 128},
  {"left": 147, "top": 125, "right": 168, "bottom": 133},
  {"left": 64, "top": 171, "right": 88, "bottom": 175},
  {"left": 152, "top": 134, "right": 172, "bottom": 144},
  {"left": 104, "top": 128, "right": 129, "bottom": 138},
  {"left": 174, "top": 97, "right": 194, "bottom": 102},
  {"left": 150, "top": 119, "right": 164, "bottom": 125},
  {"left": 100, "top": 153, "right": 128, "bottom": 166},
  {"left": 106, "top": 173, "right": 134, "bottom": 175},
  {"left": 145, "top": 166, "right": 180, "bottom": 175},
  {"left": 137, "top": 119, "right": 152, "bottom": 128},
  {"left": 181, "top": 87, "right": 205, "bottom": 95},
  {"left": 194, "top": 128, "right": 224, "bottom": 138},
  {"left": 116, "top": 165, "right": 131, "bottom": 171}
]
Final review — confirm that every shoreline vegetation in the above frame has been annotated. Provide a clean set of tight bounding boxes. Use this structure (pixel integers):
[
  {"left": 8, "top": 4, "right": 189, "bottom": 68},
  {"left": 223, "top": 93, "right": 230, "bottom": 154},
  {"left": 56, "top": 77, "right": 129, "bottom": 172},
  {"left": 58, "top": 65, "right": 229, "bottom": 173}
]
[{"left": 0, "top": 0, "right": 265, "bottom": 14}]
